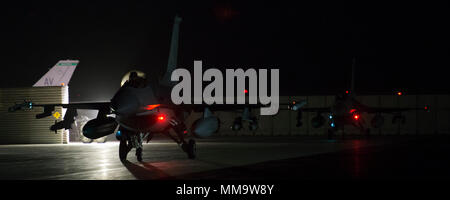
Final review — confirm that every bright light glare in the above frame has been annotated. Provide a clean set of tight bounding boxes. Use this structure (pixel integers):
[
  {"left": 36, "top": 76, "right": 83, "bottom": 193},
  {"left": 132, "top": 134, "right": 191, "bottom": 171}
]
[{"left": 157, "top": 114, "right": 165, "bottom": 121}]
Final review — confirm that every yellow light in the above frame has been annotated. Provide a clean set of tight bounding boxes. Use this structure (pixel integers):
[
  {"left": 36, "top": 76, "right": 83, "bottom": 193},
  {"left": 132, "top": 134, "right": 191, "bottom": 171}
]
[{"left": 53, "top": 112, "right": 61, "bottom": 119}]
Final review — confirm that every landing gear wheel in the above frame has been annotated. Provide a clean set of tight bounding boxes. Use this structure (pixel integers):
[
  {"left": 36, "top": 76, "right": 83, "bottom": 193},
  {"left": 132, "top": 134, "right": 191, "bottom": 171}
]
[
  {"left": 79, "top": 122, "right": 93, "bottom": 143},
  {"left": 119, "top": 139, "right": 130, "bottom": 161},
  {"left": 81, "top": 136, "right": 93, "bottom": 143},
  {"left": 136, "top": 147, "right": 143, "bottom": 162},
  {"left": 188, "top": 139, "right": 196, "bottom": 159},
  {"left": 182, "top": 139, "right": 196, "bottom": 159}
]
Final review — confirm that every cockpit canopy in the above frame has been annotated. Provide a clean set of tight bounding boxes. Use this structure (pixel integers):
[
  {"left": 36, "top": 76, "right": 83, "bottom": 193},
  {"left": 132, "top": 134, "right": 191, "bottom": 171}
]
[{"left": 120, "top": 70, "right": 147, "bottom": 88}]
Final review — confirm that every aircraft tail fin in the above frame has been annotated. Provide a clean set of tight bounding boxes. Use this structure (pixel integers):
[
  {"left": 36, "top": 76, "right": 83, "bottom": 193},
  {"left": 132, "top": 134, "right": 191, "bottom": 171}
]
[
  {"left": 33, "top": 60, "right": 79, "bottom": 87},
  {"left": 160, "top": 15, "right": 182, "bottom": 86}
]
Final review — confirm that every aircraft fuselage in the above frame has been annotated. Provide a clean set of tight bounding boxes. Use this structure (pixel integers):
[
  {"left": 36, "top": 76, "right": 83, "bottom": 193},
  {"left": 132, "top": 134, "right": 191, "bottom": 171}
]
[{"left": 110, "top": 84, "right": 179, "bottom": 134}]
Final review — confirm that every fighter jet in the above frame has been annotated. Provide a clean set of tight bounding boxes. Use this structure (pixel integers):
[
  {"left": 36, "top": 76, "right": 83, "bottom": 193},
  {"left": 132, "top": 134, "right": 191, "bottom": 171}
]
[
  {"left": 8, "top": 15, "right": 268, "bottom": 161},
  {"left": 287, "top": 58, "right": 430, "bottom": 138}
]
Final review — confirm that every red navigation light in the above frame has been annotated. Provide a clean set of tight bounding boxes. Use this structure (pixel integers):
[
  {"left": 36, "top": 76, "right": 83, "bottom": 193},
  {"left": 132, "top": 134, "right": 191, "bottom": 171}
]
[
  {"left": 157, "top": 114, "right": 165, "bottom": 121},
  {"left": 244, "top": 89, "right": 248, "bottom": 94},
  {"left": 397, "top": 92, "right": 402, "bottom": 96},
  {"left": 424, "top": 106, "right": 428, "bottom": 110},
  {"left": 345, "top": 90, "right": 349, "bottom": 94},
  {"left": 353, "top": 114, "right": 359, "bottom": 120},
  {"left": 145, "top": 104, "right": 160, "bottom": 110}
]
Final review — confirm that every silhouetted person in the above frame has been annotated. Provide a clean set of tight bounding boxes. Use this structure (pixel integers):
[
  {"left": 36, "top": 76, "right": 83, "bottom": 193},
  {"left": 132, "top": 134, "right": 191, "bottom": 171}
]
[{"left": 123, "top": 72, "right": 147, "bottom": 88}]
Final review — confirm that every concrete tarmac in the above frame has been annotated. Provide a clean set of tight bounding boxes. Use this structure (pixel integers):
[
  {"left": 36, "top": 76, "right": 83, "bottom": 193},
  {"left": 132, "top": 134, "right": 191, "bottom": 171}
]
[{"left": 0, "top": 136, "right": 448, "bottom": 180}]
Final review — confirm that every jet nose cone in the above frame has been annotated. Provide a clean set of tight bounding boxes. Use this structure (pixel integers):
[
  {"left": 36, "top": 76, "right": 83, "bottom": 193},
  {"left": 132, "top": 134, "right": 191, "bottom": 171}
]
[{"left": 111, "top": 88, "right": 140, "bottom": 115}]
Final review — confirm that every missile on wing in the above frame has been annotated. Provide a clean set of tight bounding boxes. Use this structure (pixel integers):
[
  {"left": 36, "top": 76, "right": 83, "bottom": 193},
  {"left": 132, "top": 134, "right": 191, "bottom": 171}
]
[{"left": 288, "top": 100, "right": 307, "bottom": 111}]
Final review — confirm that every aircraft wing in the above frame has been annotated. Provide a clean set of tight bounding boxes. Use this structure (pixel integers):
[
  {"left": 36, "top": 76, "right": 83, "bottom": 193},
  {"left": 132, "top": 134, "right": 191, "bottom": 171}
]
[
  {"left": 352, "top": 100, "right": 430, "bottom": 114},
  {"left": 33, "top": 102, "right": 111, "bottom": 110},
  {"left": 295, "top": 106, "right": 428, "bottom": 114},
  {"left": 299, "top": 107, "right": 332, "bottom": 113},
  {"left": 181, "top": 103, "right": 270, "bottom": 113},
  {"left": 8, "top": 101, "right": 111, "bottom": 132},
  {"left": 360, "top": 106, "right": 430, "bottom": 114},
  {"left": 8, "top": 101, "right": 111, "bottom": 117},
  {"left": 177, "top": 99, "right": 308, "bottom": 113}
]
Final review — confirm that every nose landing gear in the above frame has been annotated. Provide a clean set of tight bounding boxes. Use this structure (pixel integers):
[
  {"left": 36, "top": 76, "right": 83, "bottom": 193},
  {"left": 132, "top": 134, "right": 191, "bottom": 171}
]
[
  {"left": 118, "top": 128, "right": 144, "bottom": 162},
  {"left": 136, "top": 147, "right": 143, "bottom": 162},
  {"left": 167, "top": 119, "right": 197, "bottom": 159},
  {"left": 181, "top": 139, "right": 196, "bottom": 159},
  {"left": 119, "top": 138, "right": 132, "bottom": 162}
]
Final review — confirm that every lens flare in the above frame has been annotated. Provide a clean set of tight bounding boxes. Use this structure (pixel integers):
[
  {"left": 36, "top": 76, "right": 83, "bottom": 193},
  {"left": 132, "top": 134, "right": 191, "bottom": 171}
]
[{"left": 157, "top": 114, "right": 165, "bottom": 121}]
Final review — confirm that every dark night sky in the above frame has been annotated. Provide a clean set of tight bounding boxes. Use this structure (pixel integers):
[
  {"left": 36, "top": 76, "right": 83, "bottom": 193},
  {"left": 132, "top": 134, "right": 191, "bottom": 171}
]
[{"left": 1, "top": 1, "right": 449, "bottom": 102}]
